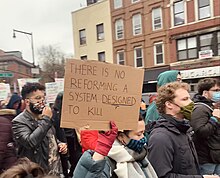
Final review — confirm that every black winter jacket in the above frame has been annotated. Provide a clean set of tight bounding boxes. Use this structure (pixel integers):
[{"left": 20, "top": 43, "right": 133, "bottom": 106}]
[
  {"left": 148, "top": 114, "right": 202, "bottom": 178},
  {"left": 191, "top": 94, "right": 220, "bottom": 164},
  {"left": 12, "top": 110, "right": 53, "bottom": 171}
]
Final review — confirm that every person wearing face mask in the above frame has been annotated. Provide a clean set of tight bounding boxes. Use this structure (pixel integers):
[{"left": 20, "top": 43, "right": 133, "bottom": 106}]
[
  {"left": 190, "top": 78, "right": 220, "bottom": 175},
  {"left": 147, "top": 81, "right": 219, "bottom": 178},
  {"left": 73, "top": 114, "right": 158, "bottom": 178},
  {"left": 145, "top": 70, "right": 182, "bottom": 132},
  {"left": 12, "top": 83, "right": 68, "bottom": 176}
]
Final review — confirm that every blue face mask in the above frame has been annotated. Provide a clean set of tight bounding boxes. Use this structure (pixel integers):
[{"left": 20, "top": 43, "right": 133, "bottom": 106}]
[
  {"left": 126, "top": 136, "right": 147, "bottom": 153},
  {"left": 212, "top": 91, "right": 220, "bottom": 103}
]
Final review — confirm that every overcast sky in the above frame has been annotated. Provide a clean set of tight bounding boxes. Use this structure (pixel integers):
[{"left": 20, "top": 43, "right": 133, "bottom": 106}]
[{"left": 0, "top": 0, "right": 86, "bottom": 65}]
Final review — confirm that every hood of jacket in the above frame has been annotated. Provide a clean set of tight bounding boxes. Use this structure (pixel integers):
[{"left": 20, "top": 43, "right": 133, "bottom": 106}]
[
  {"left": 157, "top": 70, "right": 179, "bottom": 87},
  {"left": 192, "top": 93, "right": 213, "bottom": 107},
  {"left": 53, "top": 91, "right": 63, "bottom": 112},
  {"left": 6, "top": 93, "right": 21, "bottom": 109},
  {"left": 151, "top": 114, "right": 191, "bottom": 134},
  {"left": 0, "top": 109, "right": 16, "bottom": 116}
]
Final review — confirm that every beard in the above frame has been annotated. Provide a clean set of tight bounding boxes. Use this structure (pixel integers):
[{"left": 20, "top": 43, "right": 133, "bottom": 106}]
[{"left": 29, "top": 102, "right": 45, "bottom": 115}]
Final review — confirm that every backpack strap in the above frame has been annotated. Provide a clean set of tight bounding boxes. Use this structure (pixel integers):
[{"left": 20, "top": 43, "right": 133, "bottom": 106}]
[{"left": 194, "top": 102, "right": 213, "bottom": 112}]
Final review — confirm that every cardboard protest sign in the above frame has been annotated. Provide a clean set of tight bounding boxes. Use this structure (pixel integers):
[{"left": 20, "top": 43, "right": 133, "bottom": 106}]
[{"left": 61, "top": 59, "right": 144, "bottom": 130}]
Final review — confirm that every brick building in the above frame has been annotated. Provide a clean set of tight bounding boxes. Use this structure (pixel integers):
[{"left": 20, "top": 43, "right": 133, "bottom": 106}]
[
  {"left": 110, "top": 0, "right": 220, "bottom": 93},
  {"left": 168, "top": 0, "right": 220, "bottom": 91},
  {"left": 0, "top": 50, "right": 34, "bottom": 92}
]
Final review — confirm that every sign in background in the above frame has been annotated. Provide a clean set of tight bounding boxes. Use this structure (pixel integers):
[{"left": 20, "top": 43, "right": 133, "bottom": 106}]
[
  {"left": 61, "top": 59, "right": 144, "bottom": 130},
  {"left": 45, "top": 81, "right": 64, "bottom": 103},
  {"left": 181, "top": 66, "right": 220, "bottom": 79},
  {"left": 0, "top": 73, "right": 13, "bottom": 78},
  {"left": 0, "top": 83, "right": 11, "bottom": 101},
  {"left": 17, "top": 78, "right": 40, "bottom": 92}
]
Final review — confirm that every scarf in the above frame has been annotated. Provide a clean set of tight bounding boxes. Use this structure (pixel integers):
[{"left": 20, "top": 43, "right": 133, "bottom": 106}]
[{"left": 108, "top": 140, "right": 157, "bottom": 178}]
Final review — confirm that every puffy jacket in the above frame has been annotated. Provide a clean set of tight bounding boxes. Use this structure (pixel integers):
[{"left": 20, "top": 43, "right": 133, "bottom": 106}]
[
  {"left": 12, "top": 110, "right": 53, "bottom": 171},
  {"left": 73, "top": 149, "right": 157, "bottom": 178},
  {"left": 148, "top": 114, "right": 202, "bottom": 178},
  {"left": 191, "top": 94, "right": 220, "bottom": 164},
  {"left": 0, "top": 109, "right": 17, "bottom": 173}
]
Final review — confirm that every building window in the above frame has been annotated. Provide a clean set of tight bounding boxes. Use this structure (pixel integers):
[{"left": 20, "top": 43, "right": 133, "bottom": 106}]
[
  {"left": 152, "top": 8, "right": 162, "bottom": 31},
  {"left": 177, "top": 32, "right": 220, "bottom": 60},
  {"left": 80, "top": 55, "right": 87, "bottom": 60},
  {"left": 117, "top": 51, "right": 125, "bottom": 65},
  {"left": 199, "top": 33, "right": 213, "bottom": 51},
  {"left": 177, "top": 37, "right": 197, "bottom": 60},
  {"left": 115, "top": 19, "right": 124, "bottom": 40},
  {"left": 198, "top": 0, "right": 210, "bottom": 20},
  {"left": 134, "top": 47, "right": 143, "bottom": 67},
  {"left": 98, "top": 52, "right": 105, "bottom": 62},
  {"left": 154, "top": 42, "right": 164, "bottom": 64},
  {"left": 174, "top": 1, "right": 185, "bottom": 26},
  {"left": 132, "top": 14, "right": 142, "bottom": 35},
  {"left": 96, "top": 23, "right": 104, "bottom": 41},
  {"left": 132, "top": 0, "right": 140, "bottom": 3},
  {"left": 114, "top": 0, "right": 122, "bottom": 9},
  {"left": 79, "top": 29, "right": 86, "bottom": 45}
]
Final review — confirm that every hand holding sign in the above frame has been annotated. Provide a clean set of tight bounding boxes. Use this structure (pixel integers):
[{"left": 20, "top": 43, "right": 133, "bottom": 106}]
[{"left": 95, "top": 121, "right": 118, "bottom": 156}]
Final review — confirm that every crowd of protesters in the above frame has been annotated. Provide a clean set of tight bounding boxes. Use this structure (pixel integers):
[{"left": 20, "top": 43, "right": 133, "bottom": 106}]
[{"left": 0, "top": 71, "right": 219, "bottom": 178}]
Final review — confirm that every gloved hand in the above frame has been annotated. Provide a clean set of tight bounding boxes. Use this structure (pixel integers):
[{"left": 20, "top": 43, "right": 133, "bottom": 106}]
[{"left": 95, "top": 121, "right": 118, "bottom": 156}]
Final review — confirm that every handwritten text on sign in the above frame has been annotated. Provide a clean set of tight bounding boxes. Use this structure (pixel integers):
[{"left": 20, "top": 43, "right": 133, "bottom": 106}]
[{"left": 61, "top": 59, "right": 144, "bottom": 130}]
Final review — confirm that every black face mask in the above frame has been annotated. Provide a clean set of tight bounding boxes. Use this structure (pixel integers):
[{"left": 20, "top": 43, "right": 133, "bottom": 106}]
[{"left": 29, "top": 102, "right": 45, "bottom": 115}]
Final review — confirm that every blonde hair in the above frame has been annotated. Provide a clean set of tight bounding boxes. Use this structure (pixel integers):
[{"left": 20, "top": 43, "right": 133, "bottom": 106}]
[{"left": 156, "top": 82, "right": 189, "bottom": 114}]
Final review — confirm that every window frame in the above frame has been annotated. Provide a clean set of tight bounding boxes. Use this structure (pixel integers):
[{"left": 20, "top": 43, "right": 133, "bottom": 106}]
[
  {"left": 131, "top": 0, "right": 140, "bottom": 3},
  {"left": 115, "top": 19, "right": 124, "bottom": 40},
  {"left": 132, "top": 13, "right": 142, "bottom": 36},
  {"left": 198, "top": 0, "right": 211, "bottom": 20},
  {"left": 177, "top": 37, "right": 197, "bottom": 60},
  {"left": 114, "top": 0, "right": 122, "bottom": 9},
  {"left": 80, "top": 55, "right": 87, "bottom": 60},
  {"left": 117, "top": 50, "right": 125, "bottom": 65},
  {"left": 173, "top": 0, "right": 185, "bottom": 26},
  {"left": 176, "top": 31, "right": 220, "bottom": 61},
  {"left": 152, "top": 7, "right": 163, "bottom": 31},
  {"left": 98, "top": 51, "right": 105, "bottom": 62},
  {"left": 96, "top": 23, "right": 104, "bottom": 41},
  {"left": 134, "top": 47, "right": 143, "bottom": 68},
  {"left": 79, "top": 29, "right": 86, "bottom": 45},
  {"left": 154, "top": 42, "right": 164, "bottom": 65}
]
